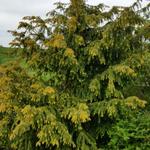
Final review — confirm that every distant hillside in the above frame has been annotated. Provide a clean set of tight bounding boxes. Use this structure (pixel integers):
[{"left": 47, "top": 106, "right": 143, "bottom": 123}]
[{"left": 0, "top": 46, "right": 17, "bottom": 64}]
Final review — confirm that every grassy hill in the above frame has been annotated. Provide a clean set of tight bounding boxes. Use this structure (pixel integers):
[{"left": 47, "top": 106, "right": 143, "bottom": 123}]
[{"left": 0, "top": 46, "right": 17, "bottom": 64}]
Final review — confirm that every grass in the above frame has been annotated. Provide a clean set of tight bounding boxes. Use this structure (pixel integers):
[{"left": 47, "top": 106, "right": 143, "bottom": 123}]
[{"left": 0, "top": 46, "right": 17, "bottom": 64}]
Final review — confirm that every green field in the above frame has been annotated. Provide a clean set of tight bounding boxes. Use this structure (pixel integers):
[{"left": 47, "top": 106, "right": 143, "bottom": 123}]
[{"left": 0, "top": 46, "right": 17, "bottom": 64}]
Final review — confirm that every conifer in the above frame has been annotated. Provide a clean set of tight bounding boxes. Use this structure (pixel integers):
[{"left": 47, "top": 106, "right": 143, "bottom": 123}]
[{"left": 0, "top": 0, "right": 150, "bottom": 149}]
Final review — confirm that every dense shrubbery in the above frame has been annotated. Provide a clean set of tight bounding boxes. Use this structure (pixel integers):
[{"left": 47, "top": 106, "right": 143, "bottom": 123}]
[{"left": 0, "top": 0, "right": 150, "bottom": 149}]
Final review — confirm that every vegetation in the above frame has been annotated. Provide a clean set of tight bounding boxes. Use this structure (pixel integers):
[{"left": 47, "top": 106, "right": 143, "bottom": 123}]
[
  {"left": 0, "top": 0, "right": 150, "bottom": 149},
  {"left": 0, "top": 46, "right": 17, "bottom": 64}
]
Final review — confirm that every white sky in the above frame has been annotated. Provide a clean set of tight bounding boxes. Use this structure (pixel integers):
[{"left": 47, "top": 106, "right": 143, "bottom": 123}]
[{"left": 0, "top": 0, "right": 149, "bottom": 46}]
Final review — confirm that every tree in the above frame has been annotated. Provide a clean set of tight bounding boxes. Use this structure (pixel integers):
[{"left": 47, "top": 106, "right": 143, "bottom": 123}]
[{"left": 0, "top": 0, "right": 150, "bottom": 149}]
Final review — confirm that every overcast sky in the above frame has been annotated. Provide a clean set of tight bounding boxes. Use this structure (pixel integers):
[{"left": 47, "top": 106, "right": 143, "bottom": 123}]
[{"left": 0, "top": 0, "right": 149, "bottom": 46}]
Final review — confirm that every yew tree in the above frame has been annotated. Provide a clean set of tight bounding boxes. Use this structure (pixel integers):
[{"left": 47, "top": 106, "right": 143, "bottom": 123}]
[{"left": 0, "top": 0, "right": 150, "bottom": 149}]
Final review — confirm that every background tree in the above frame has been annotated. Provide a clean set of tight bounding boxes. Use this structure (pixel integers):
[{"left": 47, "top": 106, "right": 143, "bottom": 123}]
[{"left": 0, "top": 0, "right": 150, "bottom": 149}]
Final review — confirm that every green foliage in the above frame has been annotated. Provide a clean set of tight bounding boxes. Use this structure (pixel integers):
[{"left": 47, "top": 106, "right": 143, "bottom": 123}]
[
  {"left": 0, "top": 0, "right": 150, "bottom": 149},
  {"left": 108, "top": 111, "right": 150, "bottom": 150}
]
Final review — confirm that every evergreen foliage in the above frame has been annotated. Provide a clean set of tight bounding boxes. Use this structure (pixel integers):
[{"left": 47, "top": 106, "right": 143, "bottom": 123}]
[{"left": 0, "top": 0, "right": 150, "bottom": 149}]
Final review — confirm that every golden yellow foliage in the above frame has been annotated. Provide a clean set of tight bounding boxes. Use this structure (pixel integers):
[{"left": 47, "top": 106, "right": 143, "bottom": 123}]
[
  {"left": 64, "top": 48, "right": 75, "bottom": 58},
  {"left": 125, "top": 96, "right": 147, "bottom": 109},
  {"left": 31, "top": 83, "right": 41, "bottom": 89},
  {"left": 43, "top": 87, "right": 55, "bottom": 95},
  {"left": 62, "top": 103, "right": 90, "bottom": 124},
  {"left": 46, "top": 34, "right": 67, "bottom": 48}
]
